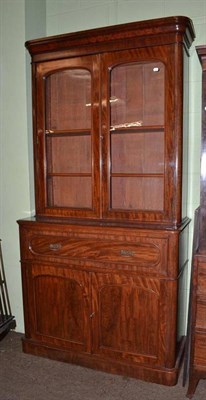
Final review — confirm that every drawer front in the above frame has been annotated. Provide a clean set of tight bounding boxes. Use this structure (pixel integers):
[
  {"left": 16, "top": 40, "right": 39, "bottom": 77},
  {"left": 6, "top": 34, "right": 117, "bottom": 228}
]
[
  {"left": 20, "top": 228, "right": 169, "bottom": 274},
  {"left": 29, "top": 236, "right": 163, "bottom": 266}
]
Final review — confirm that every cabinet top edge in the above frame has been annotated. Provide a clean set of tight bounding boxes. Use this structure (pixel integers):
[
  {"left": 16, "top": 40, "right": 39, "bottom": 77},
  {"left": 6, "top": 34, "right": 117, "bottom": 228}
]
[
  {"left": 17, "top": 216, "right": 191, "bottom": 233},
  {"left": 25, "top": 16, "right": 195, "bottom": 57}
]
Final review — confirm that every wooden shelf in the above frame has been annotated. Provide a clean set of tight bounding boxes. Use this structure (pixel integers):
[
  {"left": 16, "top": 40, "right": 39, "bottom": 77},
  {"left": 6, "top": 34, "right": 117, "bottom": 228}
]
[
  {"left": 47, "top": 173, "right": 92, "bottom": 177},
  {"left": 111, "top": 173, "right": 164, "bottom": 177},
  {"left": 45, "top": 129, "right": 91, "bottom": 136},
  {"left": 110, "top": 125, "right": 164, "bottom": 133}
]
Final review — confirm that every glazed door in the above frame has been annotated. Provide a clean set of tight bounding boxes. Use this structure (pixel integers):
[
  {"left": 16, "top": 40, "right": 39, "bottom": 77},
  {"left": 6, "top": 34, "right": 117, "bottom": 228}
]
[
  {"left": 91, "top": 272, "right": 167, "bottom": 366},
  {"left": 35, "top": 55, "right": 100, "bottom": 219},
  {"left": 25, "top": 263, "right": 91, "bottom": 353},
  {"left": 101, "top": 46, "right": 177, "bottom": 223}
]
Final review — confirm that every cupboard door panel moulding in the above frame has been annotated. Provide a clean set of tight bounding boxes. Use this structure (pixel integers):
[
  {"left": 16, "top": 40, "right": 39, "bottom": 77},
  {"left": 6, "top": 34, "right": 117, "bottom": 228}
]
[
  {"left": 32, "top": 264, "right": 91, "bottom": 352},
  {"left": 18, "top": 16, "right": 195, "bottom": 387},
  {"left": 91, "top": 272, "right": 165, "bottom": 365}
]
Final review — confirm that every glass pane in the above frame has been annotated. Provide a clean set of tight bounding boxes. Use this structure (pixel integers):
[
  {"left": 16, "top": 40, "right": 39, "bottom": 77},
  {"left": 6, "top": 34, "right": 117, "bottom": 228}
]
[
  {"left": 45, "top": 69, "right": 91, "bottom": 130},
  {"left": 109, "top": 61, "right": 165, "bottom": 213},
  {"left": 47, "top": 177, "right": 92, "bottom": 208},
  {"left": 111, "top": 177, "right": 164, "bottom": 211},
  {"left": 45, "top": 68, "right": 93, "bottom": 210},
  {"left": 111, "top": 131, "right": 164, "bottom": 174},
  {"left": 46, "top": 135, "right": 91, "bottom": 174},
  {"left": 110, "top": 61, "right": 164, "bottom": 128}
]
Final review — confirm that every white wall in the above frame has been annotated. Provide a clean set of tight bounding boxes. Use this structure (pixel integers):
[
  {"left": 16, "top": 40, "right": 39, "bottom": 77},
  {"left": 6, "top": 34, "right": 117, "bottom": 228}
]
[
  {"left": 0, "top": 0, "right": 46, "bottom": 333},
  {"left": 0, "top": 0, "right": 30, "bottom": 333},
  {"left": 0, "top": 0, "right": 206, "bottom": 333}
]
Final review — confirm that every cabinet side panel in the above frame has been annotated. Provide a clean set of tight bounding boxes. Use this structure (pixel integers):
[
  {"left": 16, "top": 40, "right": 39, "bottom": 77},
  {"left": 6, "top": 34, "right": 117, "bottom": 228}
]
[
  {"left": 182, "top": 47, "right": 189, "bottom": 220},
  {"left": 177, "top": 225, "right": 189, "bottom": 339}
]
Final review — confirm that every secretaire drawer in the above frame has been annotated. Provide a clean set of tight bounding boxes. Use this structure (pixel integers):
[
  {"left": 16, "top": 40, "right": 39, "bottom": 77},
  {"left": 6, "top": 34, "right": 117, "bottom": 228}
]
[
  {"left": 29, "top": 235, "right": 164, "bottom": 268},
  {"left": 19, "top": 225, "right": 169, "bottom": 274}
]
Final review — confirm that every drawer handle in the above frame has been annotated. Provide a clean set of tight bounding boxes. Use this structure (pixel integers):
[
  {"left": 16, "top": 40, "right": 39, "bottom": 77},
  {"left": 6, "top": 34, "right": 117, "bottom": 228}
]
[
  {"left": 49, "top": 243, "right": 62, "bottom": 251},
  {"left": 120, "top": 249, "right": 135, "bottom": 257}
]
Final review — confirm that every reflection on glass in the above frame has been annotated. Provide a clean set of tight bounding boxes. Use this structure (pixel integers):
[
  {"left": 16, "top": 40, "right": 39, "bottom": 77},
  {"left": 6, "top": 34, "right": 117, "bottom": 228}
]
[
  {"left": 45, "top": 68, "right": 91, "bottom": 131},
  {"left": 45, "top": 68, "right": 92, "bottom": 209},
  {"left": 110, "top": 61, "right": 164, "bottom": 128},
  {"left": 110, "top": 61, "right": 165, "bottom": 212}
]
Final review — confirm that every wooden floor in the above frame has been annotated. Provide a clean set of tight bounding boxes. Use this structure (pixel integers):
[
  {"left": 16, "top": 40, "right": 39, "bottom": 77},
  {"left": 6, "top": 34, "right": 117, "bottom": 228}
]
[{"left": 0, "top": 331, "right": 206, "bottom": 400}]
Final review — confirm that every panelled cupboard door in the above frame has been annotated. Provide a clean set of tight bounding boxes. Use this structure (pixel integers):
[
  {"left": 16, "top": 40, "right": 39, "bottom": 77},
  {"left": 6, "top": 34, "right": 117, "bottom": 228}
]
[
  {"left": 101, "top": 45, "right": 180, "bottom": 223},
  {"left": 91, "top": 272, "right": 168, "bottom": 366},
  {"left": 34, "top": 55, "right": 101, "bottom": 219},
  {"left": 24, "top": 263, "right": 91, "bottom": 353}
]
